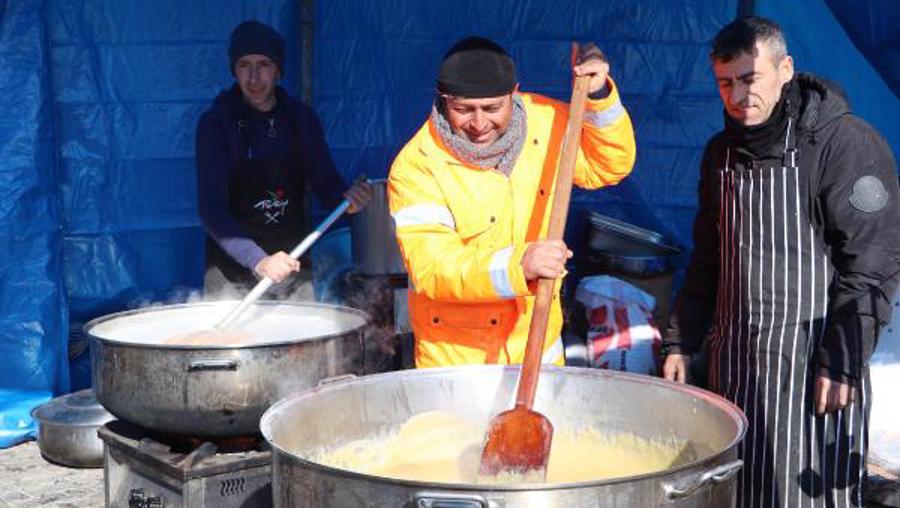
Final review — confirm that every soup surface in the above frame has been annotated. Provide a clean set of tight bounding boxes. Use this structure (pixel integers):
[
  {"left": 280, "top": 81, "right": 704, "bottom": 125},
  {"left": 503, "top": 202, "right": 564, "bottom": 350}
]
[
  {"left": 309, "top": 410, "right": 686, "bottom": 484},
  {"left": 88, "top": 303, "right": 366, "bottom": 346}
]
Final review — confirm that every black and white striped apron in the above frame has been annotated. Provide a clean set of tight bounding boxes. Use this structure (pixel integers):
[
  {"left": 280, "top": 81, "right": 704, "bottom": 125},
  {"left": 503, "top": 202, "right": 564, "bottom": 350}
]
[{"left": 706, "top": 119, "right": 870, "bottom": 508}]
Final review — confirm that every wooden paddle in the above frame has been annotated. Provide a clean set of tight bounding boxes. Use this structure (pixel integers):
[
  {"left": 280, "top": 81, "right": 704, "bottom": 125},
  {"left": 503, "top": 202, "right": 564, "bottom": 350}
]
[{"left": 479, "top": 74, "right": 591, "bottom": 479}]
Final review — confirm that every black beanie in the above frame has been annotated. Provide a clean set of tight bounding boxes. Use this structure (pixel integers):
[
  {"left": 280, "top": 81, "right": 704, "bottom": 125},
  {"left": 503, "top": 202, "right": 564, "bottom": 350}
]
[
  {"left": 228, "top": 20, "right": 286, "bottom": 74},
  {"left": 437, "top": 36, "right": 517, "bottom": 98}
]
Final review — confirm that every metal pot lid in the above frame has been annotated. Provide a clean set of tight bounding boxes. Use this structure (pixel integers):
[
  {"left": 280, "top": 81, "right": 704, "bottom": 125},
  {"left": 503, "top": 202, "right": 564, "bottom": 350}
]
[
  {"left": 588, "top": 212, "right": 681, "bottom": 255},
  {"left": 31, "top": 389, "right": 114, "bottom": 427},
  {"left": 587, "top": 250, "right": 678, "bottom": 276}
]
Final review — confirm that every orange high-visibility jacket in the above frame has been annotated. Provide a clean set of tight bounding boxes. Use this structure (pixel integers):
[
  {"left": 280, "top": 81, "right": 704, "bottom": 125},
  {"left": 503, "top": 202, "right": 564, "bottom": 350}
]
[{"left": 388, "top": 81, "right": 636, "bottom": 368}]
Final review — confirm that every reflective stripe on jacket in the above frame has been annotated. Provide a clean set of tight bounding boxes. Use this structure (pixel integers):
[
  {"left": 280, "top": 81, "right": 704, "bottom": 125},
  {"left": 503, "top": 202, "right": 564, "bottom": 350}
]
[{"left": 388, "top": 81, "right": 636, "bottom": 368}]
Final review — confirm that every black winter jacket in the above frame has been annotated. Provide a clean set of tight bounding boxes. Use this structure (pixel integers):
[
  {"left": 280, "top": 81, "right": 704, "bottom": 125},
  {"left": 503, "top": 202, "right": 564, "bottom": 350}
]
[{"left": 664, "top": 73, "right": 900, "bottom": 384}]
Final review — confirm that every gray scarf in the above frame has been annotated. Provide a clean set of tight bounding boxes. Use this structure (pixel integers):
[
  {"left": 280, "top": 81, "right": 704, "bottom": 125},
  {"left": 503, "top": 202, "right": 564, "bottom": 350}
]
[{"left": 430, "top": 95, "right": 526, "bottom": 176}]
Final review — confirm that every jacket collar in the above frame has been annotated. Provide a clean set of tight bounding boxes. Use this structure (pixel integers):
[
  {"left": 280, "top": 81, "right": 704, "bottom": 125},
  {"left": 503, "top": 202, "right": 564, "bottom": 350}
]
[{"left": 416, "top": 93, "right": 531, "bottom": 170}]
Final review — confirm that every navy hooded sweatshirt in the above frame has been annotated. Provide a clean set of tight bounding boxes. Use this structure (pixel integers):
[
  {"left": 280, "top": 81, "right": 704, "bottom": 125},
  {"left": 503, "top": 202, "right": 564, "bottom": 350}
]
[{"left": 195, "top": 84, "right": 346, "bottom": 271}]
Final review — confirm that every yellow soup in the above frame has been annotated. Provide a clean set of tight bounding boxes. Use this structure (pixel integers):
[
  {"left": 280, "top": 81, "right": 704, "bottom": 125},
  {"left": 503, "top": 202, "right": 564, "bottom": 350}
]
[{"left": 310, "top": 410, "right": 687, "bottom": 485}]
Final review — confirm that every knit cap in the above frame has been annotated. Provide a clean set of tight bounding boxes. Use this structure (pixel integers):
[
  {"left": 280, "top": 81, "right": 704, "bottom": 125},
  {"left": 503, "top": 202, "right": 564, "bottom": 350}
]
[
  {"left": 228, "top": 20, "right": 285, "bottom": 74},
  {"left": 437, "top": 36, "right": 517, "bottom": 98}
]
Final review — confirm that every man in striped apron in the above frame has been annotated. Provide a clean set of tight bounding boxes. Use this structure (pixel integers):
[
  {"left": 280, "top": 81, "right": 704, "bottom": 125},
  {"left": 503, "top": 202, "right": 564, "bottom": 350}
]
[{"left": 662, "top": 16, "right": 900, "bottom": 508}]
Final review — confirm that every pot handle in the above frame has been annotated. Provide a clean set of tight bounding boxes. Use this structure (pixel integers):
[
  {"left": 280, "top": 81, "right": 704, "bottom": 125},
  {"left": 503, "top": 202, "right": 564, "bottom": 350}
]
[
  {"left": 187, "top": 359, "right": 239, "bottom": 372},
  {"left": 317, "top": 374, "right": 357, "bottom": 387},
  {"left": 414, "top": 491, "right": 491, "bottom": 508},
  {"left": 663, "top": 459, "right": 743, "bottom": 501}
]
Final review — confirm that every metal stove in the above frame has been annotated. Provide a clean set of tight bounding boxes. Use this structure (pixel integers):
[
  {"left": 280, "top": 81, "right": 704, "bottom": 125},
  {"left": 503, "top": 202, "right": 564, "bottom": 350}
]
[{"left": 98, "top": 420, "right": 272, "bottom": 508}]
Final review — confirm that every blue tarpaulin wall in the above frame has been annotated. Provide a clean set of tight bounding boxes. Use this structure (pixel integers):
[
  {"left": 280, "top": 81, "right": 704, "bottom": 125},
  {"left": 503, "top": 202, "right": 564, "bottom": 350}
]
[
  {"left": 0, "top": 0, "right": 299, "bottom": 447},
  {"left": 315, "top": 0, "right": 898, "bottom": 243},
  {"left": 0, "top": 1, "right": 68, "bottom": 447},
  {"left": 316, "top": 0, "right": 739, "bottom": 251},
  {"left": 0, "top": 0, "right": 896, "bottom": 447}
]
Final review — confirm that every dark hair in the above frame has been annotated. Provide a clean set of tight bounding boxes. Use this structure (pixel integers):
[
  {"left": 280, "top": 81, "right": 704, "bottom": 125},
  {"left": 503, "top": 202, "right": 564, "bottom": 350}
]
[{"left": 710, "top": 16, "right": 787, "bottom": 63}]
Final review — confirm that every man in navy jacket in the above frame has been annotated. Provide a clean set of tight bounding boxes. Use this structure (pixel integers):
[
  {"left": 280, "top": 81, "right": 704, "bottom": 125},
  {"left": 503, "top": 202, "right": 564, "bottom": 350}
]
[{"left": 196, "top": 20, "right": 371, "bottom": 296}]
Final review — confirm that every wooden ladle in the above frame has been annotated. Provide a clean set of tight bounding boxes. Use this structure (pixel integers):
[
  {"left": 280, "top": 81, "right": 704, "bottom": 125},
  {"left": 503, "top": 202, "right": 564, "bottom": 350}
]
[{"left": 479, "top": 74, "right": 591, "bottom": 478}]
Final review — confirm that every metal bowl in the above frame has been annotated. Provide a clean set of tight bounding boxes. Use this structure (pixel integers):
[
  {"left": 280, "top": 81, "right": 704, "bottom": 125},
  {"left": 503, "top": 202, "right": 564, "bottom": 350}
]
[
  {"left": 586, "top": 212, "right": 681, "bottom": 256},
  {"left": 588, "top": 250, "right": 680, "bottom": 276},
  {"left": 31, "top": 389, "right": 114, "bottom": 468}
]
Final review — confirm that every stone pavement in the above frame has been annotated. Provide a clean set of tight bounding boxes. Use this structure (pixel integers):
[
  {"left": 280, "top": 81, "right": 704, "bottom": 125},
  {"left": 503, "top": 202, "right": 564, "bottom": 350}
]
[{"left": 0, "top": 441, "right": 103, "bottom": 508}]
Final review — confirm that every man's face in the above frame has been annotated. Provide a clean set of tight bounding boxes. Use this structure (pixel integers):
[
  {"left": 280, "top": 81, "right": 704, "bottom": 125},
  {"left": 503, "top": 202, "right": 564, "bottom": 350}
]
[
  {"left": 234, "top": 54, "right": 280, "bottom": 112},
  {"left": 443, "top": 94, "right": 513, "bottom": 147},
  {"left": 713, "top": 41, "right": 794, "bottom": 126}
]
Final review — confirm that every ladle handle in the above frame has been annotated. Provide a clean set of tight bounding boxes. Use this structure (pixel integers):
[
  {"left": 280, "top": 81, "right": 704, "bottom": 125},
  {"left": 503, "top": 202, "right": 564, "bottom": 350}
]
[
  {"left": 515, "top": 75, "right": 591, "bottom": 410},
  {"left": 215, "top": 198, "right": 352, "bottom": 331}
]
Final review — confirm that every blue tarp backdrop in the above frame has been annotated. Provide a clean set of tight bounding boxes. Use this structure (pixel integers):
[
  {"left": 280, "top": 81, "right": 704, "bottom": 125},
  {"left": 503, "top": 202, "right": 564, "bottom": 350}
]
[
  {"left": 0, "top": 0, "right": 896, "bottom": 447},
  {"left": 0, "top": 0, "right": 69, "bottom": 448}
]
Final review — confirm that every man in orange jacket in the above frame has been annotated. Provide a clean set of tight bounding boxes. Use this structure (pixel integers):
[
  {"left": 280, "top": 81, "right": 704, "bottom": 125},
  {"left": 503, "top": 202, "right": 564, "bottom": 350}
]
[{"left": 388, "top": 36, "right": 636, "bottom": 368}]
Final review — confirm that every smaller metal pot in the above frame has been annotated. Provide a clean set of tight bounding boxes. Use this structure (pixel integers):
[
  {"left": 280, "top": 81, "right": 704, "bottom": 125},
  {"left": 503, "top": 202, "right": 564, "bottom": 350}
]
[
  {"left": 31, "top": 389, "right": 114, "bottom": 468},
  {"left": 586, "top": 212, "right": 681, "bottom": 256},
  {"left": 350, "top": 179, "right": 406, "bottom": 275},
  {"left": 588, "top": 250, "right": 680, "bottom": 276}
]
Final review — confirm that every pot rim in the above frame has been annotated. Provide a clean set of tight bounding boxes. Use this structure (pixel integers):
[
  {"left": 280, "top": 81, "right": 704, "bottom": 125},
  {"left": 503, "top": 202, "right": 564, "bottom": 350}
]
[
  {"left": 84, "top": 300, "right": 371, "bottom": 350},
  {"left": 30, "top": 389, "right": 115, "bottom": 427},
  {"left": 261, "top": 365, "right": 748, "bottom": 491},
  {"left": 30, "top": 406, "right": 114, "bottom": 427}
]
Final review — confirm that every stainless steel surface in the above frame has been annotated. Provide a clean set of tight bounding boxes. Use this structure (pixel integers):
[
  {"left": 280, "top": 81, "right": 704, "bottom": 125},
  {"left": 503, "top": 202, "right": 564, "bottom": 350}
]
[
  {"left": 261, "top": 366, "right": 747, "bottom": 508},
  {"left": 584, "top": 213, "right": 682, "bottom": 276},
  {"left": 587, "top": 212, "right": 681, "bottom": 256},
  {"left": 588, "top": 250, "right": 679, "bottom": 276},
  {"left": 415, "top": 491, "right": 489, "bottom": 507},
  {"left": 350, "top": 179, "right": 406, "bottom": 275},
  {"left": 88, "top": 301, "right": 370, "bottom": 437},
  {"left": 31, "top": 389, "right": 114, "bottom": 468},
  {"left": 98, "top": 421, "right": 272, "bottom": 508},
  {"left": 662, "top": 459, "right": 743, "bottom": 500}
]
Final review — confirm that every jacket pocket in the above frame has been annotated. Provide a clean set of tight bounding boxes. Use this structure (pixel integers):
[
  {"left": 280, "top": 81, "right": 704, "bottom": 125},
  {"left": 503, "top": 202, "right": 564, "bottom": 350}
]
[
  {"left": 412, "top": 295, "right": 520, "bottom": 362},
  {"left": 428, "top": 302, "right": 513, "bottom": 330},
  {"left": 454, "top": 212, "right": 495, "bottom": 241},
  {"left": 433, "top": 163, "right": 509, "bottom": 242}
]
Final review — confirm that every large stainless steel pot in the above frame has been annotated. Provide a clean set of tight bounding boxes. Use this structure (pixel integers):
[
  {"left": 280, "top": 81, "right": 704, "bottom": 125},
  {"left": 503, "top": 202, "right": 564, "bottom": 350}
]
[
  {"left": 261, "top": 366, "right": 747, "bottom": 508},
  {"left": 350, "top": 179, "right": 406, "bottom": 275},
  {"left": 88, "top": 301, "right": 369, "bottom": 437}
]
